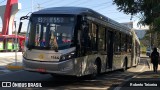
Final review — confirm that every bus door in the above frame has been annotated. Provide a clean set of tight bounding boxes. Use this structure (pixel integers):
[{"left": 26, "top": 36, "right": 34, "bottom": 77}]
[{"left": 107, "top": 31, "right": 114, "bottom": 69}]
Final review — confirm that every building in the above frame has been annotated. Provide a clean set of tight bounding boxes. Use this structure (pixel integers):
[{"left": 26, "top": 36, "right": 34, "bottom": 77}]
[
  {"left": 121, "top": 22, "right": 149, "bottom": 39},
  {"left": 121, "top": 22, "right": 133, "bottom": 29}
]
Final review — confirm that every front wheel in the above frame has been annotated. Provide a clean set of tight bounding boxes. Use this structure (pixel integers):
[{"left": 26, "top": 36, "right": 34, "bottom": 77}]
[{"left": 89, "top": 61, "right": 98, "bottom": 79}]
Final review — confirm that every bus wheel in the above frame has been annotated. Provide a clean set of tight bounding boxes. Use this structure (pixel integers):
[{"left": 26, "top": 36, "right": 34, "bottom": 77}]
[{"left": 90, "top": 61, "right": 98, "bottom": 79}]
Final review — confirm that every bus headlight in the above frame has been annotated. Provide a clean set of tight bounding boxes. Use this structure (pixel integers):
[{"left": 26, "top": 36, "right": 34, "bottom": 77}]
[{"left": 60, "top": 52, "right": 75, "bottom": 61}]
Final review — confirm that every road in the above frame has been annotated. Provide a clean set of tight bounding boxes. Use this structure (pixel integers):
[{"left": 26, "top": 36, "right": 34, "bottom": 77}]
[
  {"left": 0, "top": 52, "right": 22, "bottom": 73},
  {"left": 0, "top": 54, "right": 158, "bottom": 90}
]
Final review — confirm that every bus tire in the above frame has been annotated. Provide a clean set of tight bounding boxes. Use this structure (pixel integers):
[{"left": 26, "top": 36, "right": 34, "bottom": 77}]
[
  {"left": 90, "top": 59, "right": 101, "bottom": 79},
  {"left": 88, "top": 61, "right": 98, "bottom": 79}
]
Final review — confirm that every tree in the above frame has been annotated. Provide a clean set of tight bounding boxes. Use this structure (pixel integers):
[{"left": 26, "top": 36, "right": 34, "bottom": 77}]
[
  {"left": 113, "top": 0, "right": 160, "bottom": 47},
  {"left": 153, "top": 17, "right": 160, "bottom": 31},
  {"left": 113, "top": 0, "right": 160, "bottom": 25}
]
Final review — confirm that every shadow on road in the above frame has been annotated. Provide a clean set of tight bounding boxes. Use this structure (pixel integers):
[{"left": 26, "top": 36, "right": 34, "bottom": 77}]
[
  {"left": 107, "top": 70, "right": 160, "bottom": 90},
  {"left": 1, "top": 56, "right": 158, "bottom": 90}
]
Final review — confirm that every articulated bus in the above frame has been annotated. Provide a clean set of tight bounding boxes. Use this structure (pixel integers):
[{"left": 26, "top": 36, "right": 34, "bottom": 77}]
[{"left": 19, "top": 7, "right": 140, "bottom": 77}]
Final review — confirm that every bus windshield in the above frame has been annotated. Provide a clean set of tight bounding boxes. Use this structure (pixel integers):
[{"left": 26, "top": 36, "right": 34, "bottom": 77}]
[{"left": 26, "top": 15, "right": 75, "bottom": 50}]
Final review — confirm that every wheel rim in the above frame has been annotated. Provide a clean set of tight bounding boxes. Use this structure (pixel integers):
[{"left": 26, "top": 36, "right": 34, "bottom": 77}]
[{"left": 92, "top": 63, "right": 98, "bottom": 77}]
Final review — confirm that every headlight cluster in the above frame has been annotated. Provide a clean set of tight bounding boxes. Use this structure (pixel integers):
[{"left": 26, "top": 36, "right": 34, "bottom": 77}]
[{"left": 60, "top": 52, "right": 75, "bottom": 61}]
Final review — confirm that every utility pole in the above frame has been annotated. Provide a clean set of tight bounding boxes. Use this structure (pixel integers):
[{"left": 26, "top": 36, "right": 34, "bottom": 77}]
[
  {"left": 149, "top": 24, "right": 153, "bottom": 49},
  {"left": 31, "top": 0, "right": 33, "bottom": 12},
  {"left": 14, "top": 21, "right": 17, "bottom": 65}
]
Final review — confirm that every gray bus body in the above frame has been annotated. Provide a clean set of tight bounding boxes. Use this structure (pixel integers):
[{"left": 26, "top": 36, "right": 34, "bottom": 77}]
[{"left": 22, "top": 7, "right": 140, "bottom": 77}]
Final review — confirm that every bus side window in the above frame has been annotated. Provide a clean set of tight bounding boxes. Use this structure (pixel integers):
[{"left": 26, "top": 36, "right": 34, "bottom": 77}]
[
  {"left": 129, "top": 37, "right": 132, "bottom": 52},
  {"left": 90, "top": 23, "right": 97, "bottom": 51},
  {"left": 81, "top": 20, "right": 90, "bottom": 55},
  {"left": 77, "top": 29, "right": 82, "bottom": 56},
  {"left": 121, "top": 33, "right": 127, "bottom": 52},
  {"left": 114, "top": 32, "right": 121, "bottom": 54},
  {"left": 77, "top": 19, "right": 98, "bottom": 56},
  {"left": 98, "top": 26, "right": 105, "bottom": 51}
]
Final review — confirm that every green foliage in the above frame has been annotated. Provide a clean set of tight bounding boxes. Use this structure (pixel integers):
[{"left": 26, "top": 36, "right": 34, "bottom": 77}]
[
  {"left": 113, "top": 0, "right": 140, "bottom": 15},
  {"left": 113, "top": 0, "right": 160, "bottom": 25},
  {"left": 113, "top": 0, "right": 160, "bottom": 47},
  {"left": 153, "top": 17, "right": 160, "bottom": 32}
]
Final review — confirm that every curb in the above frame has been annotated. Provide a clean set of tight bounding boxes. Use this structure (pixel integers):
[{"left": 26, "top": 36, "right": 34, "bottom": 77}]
[{"left": 6, "top": 64, "right": 23, "bottom": 70}]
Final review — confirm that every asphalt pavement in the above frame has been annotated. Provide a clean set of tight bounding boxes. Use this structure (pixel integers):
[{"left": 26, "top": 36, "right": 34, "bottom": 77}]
[
  {"left": 0, "top": 53, "right": 160, "bottom": 90},
  {"left": 0, "top": 52, "right": 23, "bottom": 74}
]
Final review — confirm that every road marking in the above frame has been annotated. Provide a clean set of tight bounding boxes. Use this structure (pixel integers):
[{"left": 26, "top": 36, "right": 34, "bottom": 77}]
[
  {"left": 0, "top": 70, "right": 11, "bottom": 73},
  {"left": 0, "top": 61, "right": 22, "bottom": 66},
  {"left": 0, "top": 60, "right": 13, "bottom": 64},
  {"left": 139, "top": 65, "right": 146, "bottom": 72}
]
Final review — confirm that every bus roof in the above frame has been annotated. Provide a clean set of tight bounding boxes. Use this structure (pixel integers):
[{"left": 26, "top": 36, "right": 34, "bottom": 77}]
[
  {"left": 33, "top": 7, "right": 94, "bottom": 15},
  {"left": 32, "top": 7, "right": 131, "bottom": 35}
]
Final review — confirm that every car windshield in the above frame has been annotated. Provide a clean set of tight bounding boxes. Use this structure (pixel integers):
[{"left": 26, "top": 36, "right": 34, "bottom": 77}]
[{"left": 26, "top": 15, "right": 75, "bottom": 50}]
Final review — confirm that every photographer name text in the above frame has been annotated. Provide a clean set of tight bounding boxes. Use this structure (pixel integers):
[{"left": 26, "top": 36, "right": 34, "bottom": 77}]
[{"left": 130, "top": 82, "right": 158, "bottom": 87}]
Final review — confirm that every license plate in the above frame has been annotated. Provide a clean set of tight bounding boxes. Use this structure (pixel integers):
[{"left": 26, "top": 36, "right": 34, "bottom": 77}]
[{"left": 36, "top": 68, "right": 46, "bottom": 72}]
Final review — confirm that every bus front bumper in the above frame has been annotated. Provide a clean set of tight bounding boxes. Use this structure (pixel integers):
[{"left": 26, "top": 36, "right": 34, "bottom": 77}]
[{"left": 23, "top": 58, "right": 76, "bottom": 76}]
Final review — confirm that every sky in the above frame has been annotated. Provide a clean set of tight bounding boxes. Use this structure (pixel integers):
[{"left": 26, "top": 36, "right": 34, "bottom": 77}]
[{"left": 0, "top": 0, "right": 146, "bottom": 32}]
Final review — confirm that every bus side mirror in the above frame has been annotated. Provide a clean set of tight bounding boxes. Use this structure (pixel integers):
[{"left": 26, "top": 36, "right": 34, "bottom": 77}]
[
  {"left": 18, "top": 22, "right": 23, "bottom": 34},
  {"left": 18, "top": 15, "right": 30, "bottom": 34}
]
